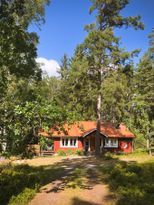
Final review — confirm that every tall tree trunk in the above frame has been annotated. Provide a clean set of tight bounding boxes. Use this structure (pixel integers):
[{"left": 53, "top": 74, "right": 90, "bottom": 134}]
[
  {"left": 147, "top": 137, "right": 152, "bottom": 155},
  {"left": 95, "top": 93, "right": 101, "bottom": 156}
]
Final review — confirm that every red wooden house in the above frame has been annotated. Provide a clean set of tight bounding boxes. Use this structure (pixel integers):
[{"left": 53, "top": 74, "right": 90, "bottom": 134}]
[{"left": 40, "top": 121, "right": 135, "bottom": 153}]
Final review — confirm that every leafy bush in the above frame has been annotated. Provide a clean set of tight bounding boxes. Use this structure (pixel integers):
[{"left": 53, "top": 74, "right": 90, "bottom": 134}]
[
  {"left": 1, "top": 152, "right": 11, "bottom": 158},
  {"left": 75, "top": 149, "right": 84, "bottom": 156},
  {"left": 104, "top": 152, "right": 113, "bottom": 160},
  {"left": 57, "top": 150, "right": 67, "bottom": 156},
  {"left": 8, "top": 187, "right": 37, "bottom": 205},
  {"left": 100, "top": 158, "right": 154, "bottom": 205},
  {"left": 66, "top": 149, "right": 75, "bottom": 155},
  {"left": 0, "top": 164, "right": 41, "bottom": 205},
  {"left": 0, "top": 162, "right": 65, "bottom": 205},
  {"left": 57, "top": 149, "right": 84, "bottom": 156},
  {"left": 117, "top": 187, "right": 145, "bottom": 205},
  {"left": 39, "top": 136, "right": 53, "bottom": 151}
]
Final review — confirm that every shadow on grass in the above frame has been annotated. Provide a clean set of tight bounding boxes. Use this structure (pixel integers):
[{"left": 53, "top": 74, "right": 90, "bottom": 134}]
[
  {"left": 0, "top": 162, "right": 65, "bottom": 205},
  {"left": 0, "top": 157, "right": 105, "bottom": 205},
  {"left": 1, "top": 155, "right": 153, "bottom": 205},
  {"left": 98, "top": 156, "right": 154, "bottom": 205}
]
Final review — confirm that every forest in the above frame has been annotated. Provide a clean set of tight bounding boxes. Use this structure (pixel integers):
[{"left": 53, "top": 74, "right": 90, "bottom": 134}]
[{"left": 0, "top": 0, "right": 154, "bottom": 157}]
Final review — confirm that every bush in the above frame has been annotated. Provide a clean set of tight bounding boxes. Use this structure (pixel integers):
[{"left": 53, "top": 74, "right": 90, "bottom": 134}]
[
  {"left": 100, "top": 160, "right": 154, "bottom": 205},
  {"left": 1, "top": 152, "right": 11, "bottom": 158},
  {"left": 57, "top": 150, "right": 67, "bottom": 156},
  {"left": 66, "top": 149, "right": 75, "bottom": 155},
  {"left": 57, "top": 149, "right": 84, "bottom": 156},
  {"left": 0, "top": 160, "right": 65, "bottom": 205},
  {"left": 75, "top": 149, "right": 84, "bottom": 156},
  {"left": 104, "top": 152, "right": 113, "bottom": 160},
  {"left": 117, "top": 187, "right": 145, "bottom": 205},
  {"left": 0, "top": 164, "right": 41, "bottom": 205},
  {"left": 8, "top": 187, "right": 37, "bottom": 205}
]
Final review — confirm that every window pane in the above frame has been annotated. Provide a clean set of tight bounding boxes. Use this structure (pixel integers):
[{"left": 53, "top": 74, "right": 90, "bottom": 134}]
[
  {"left": 105, "top": 138, "right": 109, "bottom": 146},
  {"left": 65, "top": 139, "right": 68, "bottom": 146},
  {"left": 74, "top": 139, "right": 76, "bottom": 146},
  {"left": 110, "top": 140, "right": 113, "bottom": 146},
  {"left": 62, "top": 139, "right": 65, "bottom": 146},
  {"left": 113, "top": 139, "right": 117, "bottom": 145},
  {"left": 70, "top": 139, "right": 73, "bottom": 146}
]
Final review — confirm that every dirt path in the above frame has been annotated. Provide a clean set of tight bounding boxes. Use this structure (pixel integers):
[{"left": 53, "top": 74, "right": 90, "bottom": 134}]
[{"left": 29, "top": 156, "right": 116, "bottom": 205}]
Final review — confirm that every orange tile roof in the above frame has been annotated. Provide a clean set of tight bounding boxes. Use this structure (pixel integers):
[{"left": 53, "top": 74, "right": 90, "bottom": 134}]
[
  {"left": 50, "top": 121, "right": 97, "bottom": 137},
  {"left": 100, "top": 122, "right": 135, "bottom": 138},
  {"left": 45, "top": 121, "right": 135, "bottom": 138}
]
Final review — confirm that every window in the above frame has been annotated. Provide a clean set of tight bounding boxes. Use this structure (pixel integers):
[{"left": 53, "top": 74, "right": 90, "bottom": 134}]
[
  {"left": 60, "top": 138, "right": 78, "bottom": 147},
  {"left": 70, "top": 139, "right": 77, "bottom": 146},
  {"left": 62, "top": 138, "right": 68, "bottom": 146},
  {"left": 105, "top": 138, "right": 118, "bottom": 148}
]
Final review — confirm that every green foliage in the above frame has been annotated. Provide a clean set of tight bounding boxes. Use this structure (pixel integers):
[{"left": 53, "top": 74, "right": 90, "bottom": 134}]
[
  {"left": 11, "top": 101, "right": 67, "bottom": 155},
  {"left": 57, "top": 149, "right": 84, "bottom": 156},
  {"left": 0, "top": 163, "right": 64, "bottom": 205},
  {"left": 0, "top": 0, "right": 51, "bottom": 156},
  {"left": 58, "top": 0, "right": 144, "bottom": 125},
  {"left": 39, "top": 137, "right": 53, "bottom": 150},
  {"left": 101, "top": 71, "right": 129, "bottom": 123},
  {"left": 104, "top": 152, "right": 114, "bottom": 160},
  {"left": 57, "top": 149, "right": 67, "bottom": 156},
  {"left": 0, "top": 164, "right": 40, "bottom": 204},
  {"left": 75, "top": 149, "right": 84, "bottom": 156},
  {"left": 88, "top": 0, "right": 144, "bottom": 31},
  {"left": 8, "top": 187, "right": 37, "bottom": 205},
  {"left": 148, "top": 28, "right": 154, "bottom": 58},
  {"left": 127, "top": 29, "right": 154, "bottom": 152},
  {"left": 100, "top": 159, "right": 154, "bottom": 205},
  {"left": 66, "top": 168, "right": 86, "bottom": 189},
  {"left": 0, "top": 0, "right": 50, "bottom": 93}
]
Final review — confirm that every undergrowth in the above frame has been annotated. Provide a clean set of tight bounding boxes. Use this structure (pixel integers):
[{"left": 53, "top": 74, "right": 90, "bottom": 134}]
[{"left": 99, "top": 158, "right": 154, "bottom": 205}]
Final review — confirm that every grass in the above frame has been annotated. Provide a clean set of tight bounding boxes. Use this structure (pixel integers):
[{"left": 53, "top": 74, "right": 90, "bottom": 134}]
[
  {"left": 0, "top": 162, "right": 65, "bottom": 205},
  {"left": 8, "top": 187, "right": 37, "bottom": 205},
  {"left": 98, "top": 153, "right": 154, "bottom": 205},
  {"left": 0, "top": 153, "right": 154, "bottom": 205}
]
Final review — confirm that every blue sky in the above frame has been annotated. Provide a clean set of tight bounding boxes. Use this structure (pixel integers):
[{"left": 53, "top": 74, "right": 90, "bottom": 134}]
[{"left": 30, "top": 0, "right": 154, "bottom": 76}]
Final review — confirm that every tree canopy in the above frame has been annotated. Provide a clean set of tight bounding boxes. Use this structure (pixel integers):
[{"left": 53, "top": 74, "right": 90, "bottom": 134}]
[{"left": 0, "top": 0, "right": 153, "bottom": 156}]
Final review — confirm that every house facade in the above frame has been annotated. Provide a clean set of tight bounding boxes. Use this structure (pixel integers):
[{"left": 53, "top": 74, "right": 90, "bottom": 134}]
[{"left": 40, "top": 121, "right": 135, "bottom": 154}]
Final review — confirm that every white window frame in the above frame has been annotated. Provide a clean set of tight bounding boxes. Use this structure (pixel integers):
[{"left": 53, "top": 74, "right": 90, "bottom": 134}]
[
  {"left": 60, "top": 138, "right": 78, "bottom": 148},
  {"left": 104, "top": 138, "right": 118, "bottom": 148}
]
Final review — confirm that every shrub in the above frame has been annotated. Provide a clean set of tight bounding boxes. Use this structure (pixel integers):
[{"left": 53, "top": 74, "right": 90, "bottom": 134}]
[
  {"left": 104, "top": 152, "right": 113, "bottom": 160},
  {"left": 57, "top": 149, "right": 84, "bottom": 156},
  {"left": 57, "top": 150, "right": 67, "bottom": 156},
  {"left": 8, "top": 187, "right": 37, "bottom": 205},
  {"left": 0, "top": 164, "right": 41, "bottom": 205},
  {"left": 117, "top": 187, "right": 145, "bottom": 205},
  {"left": 66, "top": 149, "right": 75, "bottom": 155},
  {"left": 100, "top": 160, "right": 154, "bottom": 205},
  {"left": 75, "top": 149, "right": 84, "bottom": 156},
  {"left": 1, "top": 152, "right": 11, "bottom": 158}
]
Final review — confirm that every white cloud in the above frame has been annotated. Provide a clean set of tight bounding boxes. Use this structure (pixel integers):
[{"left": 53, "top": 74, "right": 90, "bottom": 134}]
[{"left": 36, "top": 57, "right": 60, "bottom": 77}]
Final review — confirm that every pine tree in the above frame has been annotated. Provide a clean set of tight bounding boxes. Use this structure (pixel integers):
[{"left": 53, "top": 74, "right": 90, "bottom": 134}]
[
  {"left": 81, "top": 0, "right": 144, "bottom": 155},
  {"left": 133, "top": 29, "right": 154, "bottom": 154}
]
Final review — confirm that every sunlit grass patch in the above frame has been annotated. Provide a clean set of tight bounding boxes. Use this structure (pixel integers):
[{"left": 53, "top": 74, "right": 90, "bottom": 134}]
[{"left": 65, "top": 168, "right": 87, "bottom": 189}]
